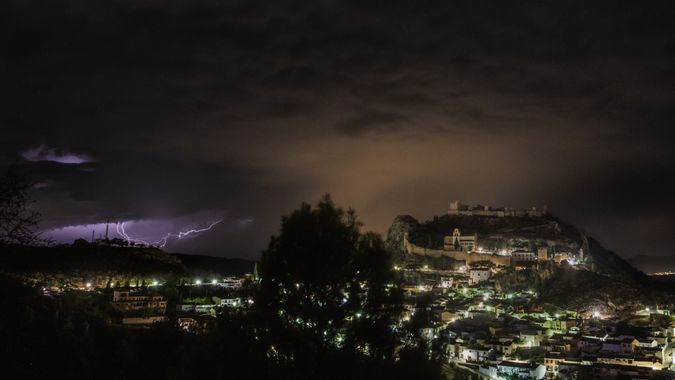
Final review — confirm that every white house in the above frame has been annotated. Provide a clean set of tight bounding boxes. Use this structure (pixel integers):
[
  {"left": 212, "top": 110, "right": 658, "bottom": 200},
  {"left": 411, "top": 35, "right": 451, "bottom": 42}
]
[
  {"left": 469, "top": 268, "right": 491, "bottom": 285},
  {"left": 497, "top": 361, "right": 546, "bottom": 380},
  {"left": 461, "top": 345, "right": 492, "bottom": 362},
  {"left": 439, "top": 276, "right": 453, "bottom": 288}
]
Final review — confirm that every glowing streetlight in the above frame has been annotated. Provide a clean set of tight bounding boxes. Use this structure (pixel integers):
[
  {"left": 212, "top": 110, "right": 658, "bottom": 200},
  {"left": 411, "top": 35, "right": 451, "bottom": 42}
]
[
  {"left": 85, "top": 282, "right": 92, "bottom": 289},
  {"left": 152, "top": 280, "right": 159, "bottom": 286},
  {"left": 211, "top": 279, "right": 217, "bottom": 285},
  {"left": 195, "top": 279, "right": 202, "bottom": 285}
]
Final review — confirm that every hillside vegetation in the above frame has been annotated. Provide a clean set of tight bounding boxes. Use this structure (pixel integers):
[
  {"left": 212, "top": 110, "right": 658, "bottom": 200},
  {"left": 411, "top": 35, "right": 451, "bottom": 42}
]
[{"left": 0, "top": 242, "right": 254, "bottom": 286}]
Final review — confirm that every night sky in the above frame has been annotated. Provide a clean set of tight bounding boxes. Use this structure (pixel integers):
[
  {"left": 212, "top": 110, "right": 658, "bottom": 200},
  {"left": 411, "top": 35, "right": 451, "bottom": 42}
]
[{"left": 2, "top": 0, "right": 674, "bottom": 259}]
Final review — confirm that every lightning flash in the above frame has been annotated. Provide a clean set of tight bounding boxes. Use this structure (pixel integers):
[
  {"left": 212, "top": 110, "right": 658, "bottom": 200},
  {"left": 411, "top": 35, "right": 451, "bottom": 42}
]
[{"left": 116, "top": 220, "right": 222, "bottom": 248}]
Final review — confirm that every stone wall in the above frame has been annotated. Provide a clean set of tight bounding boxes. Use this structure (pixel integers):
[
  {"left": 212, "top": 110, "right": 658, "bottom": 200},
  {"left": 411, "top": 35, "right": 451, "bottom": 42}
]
[{"left": 403, "top": 233, "right": 511, "bottom": 266}]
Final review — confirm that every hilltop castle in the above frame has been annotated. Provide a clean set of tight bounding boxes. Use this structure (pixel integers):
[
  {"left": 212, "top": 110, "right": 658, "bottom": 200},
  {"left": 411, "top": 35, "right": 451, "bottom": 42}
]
[{"left": 448, "top": 200, "right": 548, "bottom": 218}]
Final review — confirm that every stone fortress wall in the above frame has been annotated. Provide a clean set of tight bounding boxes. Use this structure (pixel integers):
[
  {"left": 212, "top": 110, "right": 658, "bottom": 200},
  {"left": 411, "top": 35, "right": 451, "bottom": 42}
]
[
  {"left": 403, "top": 232, "right": 512, "bottom": 266},
  {"left": 448, "top": 200, "right": 548, "bottom": 218}
]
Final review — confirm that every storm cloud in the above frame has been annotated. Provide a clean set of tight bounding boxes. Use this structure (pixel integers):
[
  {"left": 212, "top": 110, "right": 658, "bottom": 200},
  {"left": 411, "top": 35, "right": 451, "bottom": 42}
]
[{"left": 2, "top": 0, "right": 674, "bottom": 258}]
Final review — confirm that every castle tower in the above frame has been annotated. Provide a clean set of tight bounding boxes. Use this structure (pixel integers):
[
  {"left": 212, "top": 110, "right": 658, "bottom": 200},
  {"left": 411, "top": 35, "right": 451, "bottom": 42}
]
[
  {"left": 448, "top": 200, "right": 460, "bottom": 215},
  {"left": 452, "top": 228, "right": 461, "bottom": 246}
]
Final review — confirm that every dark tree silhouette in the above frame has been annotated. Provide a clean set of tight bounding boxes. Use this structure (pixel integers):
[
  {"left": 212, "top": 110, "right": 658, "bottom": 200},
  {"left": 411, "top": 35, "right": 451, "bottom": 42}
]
[
  {"left": 0, "top": 169, "right": 42, "bottom": 245},
  {"left": 257, "top": 195, "right": 403, "bottom": 375}
]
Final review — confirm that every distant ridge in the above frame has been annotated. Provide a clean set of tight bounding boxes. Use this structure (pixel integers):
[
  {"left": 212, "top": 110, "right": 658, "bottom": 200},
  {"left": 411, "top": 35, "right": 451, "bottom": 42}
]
[
  {"left": 0, "top": 242, "right": 254, "bottom": 278},
  {"left": 173, "top": 253, "right": 254, "bottom": 276},
  {"left": 627, "top": 255, "right": 675, "bottom": 274}
]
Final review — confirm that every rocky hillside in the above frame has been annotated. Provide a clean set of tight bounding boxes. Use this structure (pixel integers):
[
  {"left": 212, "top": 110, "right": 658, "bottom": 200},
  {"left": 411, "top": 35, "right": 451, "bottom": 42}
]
[
  {"left": 385, "top": 213, "right": 649, "bottom": 285},
  {"left": 385, "top": 215, "right": 419, "bottom": 257}
]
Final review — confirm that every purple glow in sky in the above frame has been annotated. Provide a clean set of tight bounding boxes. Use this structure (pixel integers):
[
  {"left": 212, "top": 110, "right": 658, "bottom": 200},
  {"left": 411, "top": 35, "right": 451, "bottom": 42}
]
[
  {"left": 21, "top": 145, "right": 93, "bottom": 164},
  {"left": 43, "top": 218, "right": 227, "bottom": 249}
]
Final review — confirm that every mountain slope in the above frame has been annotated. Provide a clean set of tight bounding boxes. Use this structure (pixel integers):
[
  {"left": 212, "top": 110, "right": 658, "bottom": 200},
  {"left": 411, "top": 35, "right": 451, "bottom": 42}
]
[
  {"left": 386, "top": 213, "right": 650, "bottom": 285},
  {"left": 0, "top": 243, "right": 254, "bottom": 278}
]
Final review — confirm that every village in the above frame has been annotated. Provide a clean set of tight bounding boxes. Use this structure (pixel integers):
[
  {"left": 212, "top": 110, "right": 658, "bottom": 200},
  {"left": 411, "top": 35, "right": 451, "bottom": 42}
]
[
  {"left": 399, "top": 262, "right": 675, "bottom": 379},
  {"left": 20, "top": 202, "right": 675, "bottom": 379},
  {"left": 52, "top": 222, "right": 675, "bottom": 380},
  {"left": 393, "top": 210, "right": 675, "bottom": 380}
]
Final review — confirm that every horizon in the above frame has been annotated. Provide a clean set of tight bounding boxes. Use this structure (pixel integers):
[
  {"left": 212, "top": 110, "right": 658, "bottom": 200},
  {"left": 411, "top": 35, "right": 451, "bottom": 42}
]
[{"left": 37, "top": 204, "right": 671, "bottom": 264}]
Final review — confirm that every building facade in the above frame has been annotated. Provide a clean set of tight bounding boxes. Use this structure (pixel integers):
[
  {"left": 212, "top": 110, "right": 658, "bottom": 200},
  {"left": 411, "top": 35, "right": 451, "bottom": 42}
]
[
  {"left": 443, "top": 228, "right": 477, "bottom": 252},
  {"left": 111, "top": 290, "right": 167, "bottom": 313}
]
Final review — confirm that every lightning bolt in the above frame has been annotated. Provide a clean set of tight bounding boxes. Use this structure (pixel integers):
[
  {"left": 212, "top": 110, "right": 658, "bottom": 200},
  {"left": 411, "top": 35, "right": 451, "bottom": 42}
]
[{"left": 116, "top": 220, "right": 222, "bottom": 248}]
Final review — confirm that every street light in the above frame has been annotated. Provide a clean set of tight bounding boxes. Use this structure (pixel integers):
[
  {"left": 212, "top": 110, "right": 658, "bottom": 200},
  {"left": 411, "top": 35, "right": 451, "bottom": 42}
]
[{"left": 195, "top": 279, "right": 202, "bottom": 285}]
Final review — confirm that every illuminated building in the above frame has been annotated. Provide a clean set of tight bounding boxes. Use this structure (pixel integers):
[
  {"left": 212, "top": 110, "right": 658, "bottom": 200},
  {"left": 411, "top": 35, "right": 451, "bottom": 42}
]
[
  {"left": 443, "top": 228, "right": 477, "bottom": 252},
  {"left": 111, "top": 290, "right": 167, "bottom": 313}
]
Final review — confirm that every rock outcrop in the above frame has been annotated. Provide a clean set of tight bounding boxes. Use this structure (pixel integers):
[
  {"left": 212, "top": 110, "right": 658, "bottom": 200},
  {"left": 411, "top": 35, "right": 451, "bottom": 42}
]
[
  {"left": 384, "top": 215, "right": 419, "bottom": 258},
  {"left": 385, "top": 212, "right": 651, "bottom": 286}
]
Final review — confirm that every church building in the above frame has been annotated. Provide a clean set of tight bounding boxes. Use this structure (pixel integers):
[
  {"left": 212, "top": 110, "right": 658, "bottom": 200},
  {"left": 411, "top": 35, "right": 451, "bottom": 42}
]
[{"left": 443, "top": 228, "right": 477, "bottom": 252}]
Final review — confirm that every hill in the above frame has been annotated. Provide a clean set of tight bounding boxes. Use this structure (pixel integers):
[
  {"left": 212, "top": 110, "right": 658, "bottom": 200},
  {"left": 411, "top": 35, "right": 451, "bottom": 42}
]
[
  {"left": 0, "top": 242, "right": 254, "bottom": 282},
  {"left": 538, "top": 264, "right": 654, "bottom": 316},
  {"left": 385, "top": 212, "right": 675, "bottom": 312},
  {"left": 386, "top": 213, "right": 650, "bottom": 285},
  {"left": 174, "top": 253, "right": 254, "bottom": 276},
  {"left": 0, "top": 242, "right": 186, "bottom": 276}
]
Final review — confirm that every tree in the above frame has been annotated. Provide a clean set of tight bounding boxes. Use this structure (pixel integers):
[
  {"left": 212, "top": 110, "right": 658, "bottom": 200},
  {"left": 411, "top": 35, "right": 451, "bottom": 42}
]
[
  {"left": 257, "top": 195, "right": 403, "bottom": 374},
  {"left": 0, "top": 169, "right": 42, "bottom": 245}
]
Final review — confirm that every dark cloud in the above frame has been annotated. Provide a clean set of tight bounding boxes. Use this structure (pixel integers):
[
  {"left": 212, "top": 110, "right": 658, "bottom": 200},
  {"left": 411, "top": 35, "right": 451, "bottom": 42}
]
[
  {"left": 2, "top": 0, "right": 675, "bottom": 258},
  {"left": 336, "top": 109, "right": 410, "bottom": 137}
]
